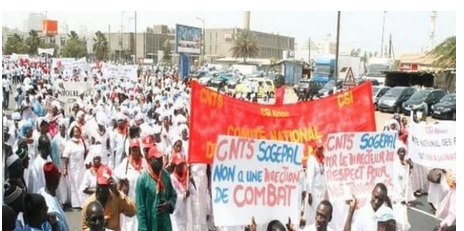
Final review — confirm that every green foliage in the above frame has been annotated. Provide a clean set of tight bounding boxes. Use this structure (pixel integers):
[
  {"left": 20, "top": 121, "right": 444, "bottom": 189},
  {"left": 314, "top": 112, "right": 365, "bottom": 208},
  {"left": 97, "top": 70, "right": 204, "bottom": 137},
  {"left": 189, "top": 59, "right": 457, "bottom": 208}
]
[
  {"left": 26, "top": 30, "right": 42, "bottom": 55},
  {"left": 60, "top": 31, "right": 87, "bottom": 58},
  {"left": 3, "top": 34, "right": 28, "bottom": 54},
  {"left": 162, "top": 39, "right": 171, "bottom": 65},
  {"left": 229, "top": 29, "right": 260, "bottom": 63},
  {"left": 93, "top": 31, "right": 109, "bottom": 61},
  {"left": 428, "top": 36, "right": 456, "bottom": 69}
]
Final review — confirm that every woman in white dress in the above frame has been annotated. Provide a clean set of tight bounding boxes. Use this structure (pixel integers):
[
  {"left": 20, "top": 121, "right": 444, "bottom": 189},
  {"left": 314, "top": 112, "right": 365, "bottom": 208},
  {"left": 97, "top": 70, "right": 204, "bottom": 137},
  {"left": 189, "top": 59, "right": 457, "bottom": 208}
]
[
  {"left": 113, "top": 139, "right": 148, "bottom": 231},
  {"left": 89, "top": 113, "right": 111, "bottom": 165},
  {"left": 62, "top": 125, "right": 87, "bottom": 209},
  {"left": 79, "top": 145, "right": 103, "bottom": 203},
  {"left": 169, "top": 153, "right": 195, "bottom": 231}
]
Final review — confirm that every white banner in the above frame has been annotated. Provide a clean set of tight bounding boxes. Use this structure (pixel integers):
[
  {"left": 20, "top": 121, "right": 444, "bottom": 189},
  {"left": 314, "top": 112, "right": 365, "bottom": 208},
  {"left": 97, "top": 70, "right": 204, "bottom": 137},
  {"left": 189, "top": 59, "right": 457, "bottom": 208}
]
[
  {"left": 102, "top": 65, "right": 137, "bottom": 81},
  {"left": 38, "top": 48, "right": 55, "bottom": 56},
  {"left": 212, "top": 135, "right": 303, "bottom": 227},
  {"left": 408, "top": 121, "right": 456, "bottom": 169},
  {"left": 54, "top": 81, "right": 94, "bottom": 104},
  {"left": 52, "top": 58, "right": 76, "bottom": 70},
  {"left": 325, "top": 132, "right": 396, "bottom": 201}
]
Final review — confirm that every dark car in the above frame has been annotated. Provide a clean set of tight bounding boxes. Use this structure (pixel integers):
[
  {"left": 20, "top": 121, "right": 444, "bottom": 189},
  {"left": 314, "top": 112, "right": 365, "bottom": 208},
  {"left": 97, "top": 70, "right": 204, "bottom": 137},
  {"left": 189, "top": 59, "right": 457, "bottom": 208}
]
[
  {"left": 210, "top": 73, "right": 233, "bottom": 89},
  {"left": 358, "top": 79, "right": 380, "bottom": 86},
  {"left": 294, "top": 79, "right": 325, "bottom": 101},
  {"left": 402, "top": 89, "right": 446, "bottom": 115},
  {"left": 431, "top": 93, "right": 456, "bottom": 120},
  {"left": 226, "top": 76, "right": 240, "bottom": 89},
  {"left": 318, "top": 80, "right": 344, "bottom": 97},
  {"left": 378, "top": 86, "right": 416, "bottom": 113},
  {"left": 373, "top": 86, "right": 391, "bottom": 110}
]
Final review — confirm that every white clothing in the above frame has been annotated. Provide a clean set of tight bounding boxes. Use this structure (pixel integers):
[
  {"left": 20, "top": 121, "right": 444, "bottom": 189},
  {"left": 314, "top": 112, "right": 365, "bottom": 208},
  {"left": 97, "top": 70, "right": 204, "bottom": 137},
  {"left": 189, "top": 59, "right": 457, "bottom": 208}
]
[
  {"left": 110, "top": 130, "right": 127, "bottom": 169},
  {"left": 113, "top": 157, "right": 148, "bottom": 231},
  {"left": 90, "top": 128, "right": 111, "bottom": 165},
  {"left": 62, "top": 140, "right": 86, "bottom": 207},
  {"left": 300, "top": 224, "right": 334, "bottom": 231},
  {"left": 305, "top": 155, "right": 327, "bottom": 225},
  {"left": 170, "top": 174, "right": 195, "bottom": 231},
  {"left": 427, "top": 173, "right": 448, "bottom": 209},
  {"left": 190, "top": 163, "right": 209, "bottom": 230},
  {"left": 78, "top": 169, "right": 97, "bottom": 203},
  {"left": 28, "top": 156, "right": 51, "bottom": 193}
]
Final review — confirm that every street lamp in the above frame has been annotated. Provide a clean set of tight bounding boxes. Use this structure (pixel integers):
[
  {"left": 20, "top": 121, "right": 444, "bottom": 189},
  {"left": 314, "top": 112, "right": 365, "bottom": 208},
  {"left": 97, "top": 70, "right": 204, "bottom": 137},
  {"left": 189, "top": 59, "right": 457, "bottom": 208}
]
[
  {"left": 121, "top": 11, "right": 126, "bottom": 63},
  {"left": 381, "top": 11, "right": 387, "bottom": 58},
  {"left": 128, "top": 17, "right": 135, "bottom": 62},
  {"left": 195, "top": 17, "right": 205, "bottom": 66}
]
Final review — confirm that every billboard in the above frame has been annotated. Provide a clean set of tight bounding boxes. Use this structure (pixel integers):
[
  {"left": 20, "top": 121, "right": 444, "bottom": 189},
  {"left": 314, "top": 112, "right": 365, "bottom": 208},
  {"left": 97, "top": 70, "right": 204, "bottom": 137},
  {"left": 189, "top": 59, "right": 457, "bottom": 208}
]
[
  {"left": 42, "top": 20, "right": 58, "bottom": 36},
  {"left": 175, "top": 24, "right": 201, "bottom": 54}
]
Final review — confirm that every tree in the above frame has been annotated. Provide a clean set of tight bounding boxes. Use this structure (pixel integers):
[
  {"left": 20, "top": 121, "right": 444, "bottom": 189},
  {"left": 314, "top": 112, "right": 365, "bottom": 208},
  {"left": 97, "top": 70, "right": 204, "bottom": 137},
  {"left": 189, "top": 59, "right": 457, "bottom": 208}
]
[
  {"left": 428, "top": 36, "right": 456, "bottom": 69},
  {"left": 162, "top": 39, "right": 171, "bottom": 65},
  {"left": 93, "top": 31, "right": 109, "bottom": 61},
  {"left": 3, "top": 34, "right": 28, "bottom": 54},
  {"left": 60, "top": 31, "right": 87, "bottom": 58},
  {"left": 26, "top": 30, "right": 42, "bottom": 55},
  {"left": 229, "top": 29, "right": 260, "bottom": 63}
]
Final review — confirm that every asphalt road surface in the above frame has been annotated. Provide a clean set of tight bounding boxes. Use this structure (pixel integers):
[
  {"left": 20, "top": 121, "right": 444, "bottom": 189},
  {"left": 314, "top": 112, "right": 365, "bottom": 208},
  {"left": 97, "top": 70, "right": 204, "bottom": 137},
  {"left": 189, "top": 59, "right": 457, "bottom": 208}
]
[{"left": 3, "top": 86, "right": 443, "bottom": 230}]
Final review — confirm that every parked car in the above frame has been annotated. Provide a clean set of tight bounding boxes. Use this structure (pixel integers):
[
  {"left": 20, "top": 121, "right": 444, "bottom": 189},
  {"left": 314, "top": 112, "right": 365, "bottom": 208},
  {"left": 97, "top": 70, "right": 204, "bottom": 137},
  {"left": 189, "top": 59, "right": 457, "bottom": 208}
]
[
  {"left": 198, "top": 72, "right": 219, "bottom": 86},
  {"left": 209, "top": 74, "right": 232, "bottom": 89},
  {"left": 378, "top": 86, "right": 416, "bottom": 113},
  {"left": 226, "top": 76, "right": 241, "bottom": 89},
  {"left": 294, "top": 79, "right": 325, "bottom": 101},
  {"left": 431, "top": 93, "right": 456, "bottom": 120},
  {"left": 372, "top": 86, "right": 391, "bottom": 110},
  {"left": 402, "top": 89, "right": 446, "bottom": 115},
  {"left": 318, "top": 80, "right": 344, "bottom": 98}
]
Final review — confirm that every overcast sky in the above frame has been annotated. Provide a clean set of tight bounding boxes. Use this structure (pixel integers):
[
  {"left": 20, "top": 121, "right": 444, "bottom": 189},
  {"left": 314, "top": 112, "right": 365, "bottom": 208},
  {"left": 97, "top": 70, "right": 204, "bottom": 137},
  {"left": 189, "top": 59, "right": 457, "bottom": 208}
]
[{"left": 2, "top": 11, "right": 456, "bottom": 54}]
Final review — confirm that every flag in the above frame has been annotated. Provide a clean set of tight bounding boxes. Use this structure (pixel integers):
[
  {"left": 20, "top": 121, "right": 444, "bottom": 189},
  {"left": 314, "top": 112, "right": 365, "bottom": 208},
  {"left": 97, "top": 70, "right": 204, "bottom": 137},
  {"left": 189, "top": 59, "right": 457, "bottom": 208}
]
[{"left": 275, "top": 86, "right": 285, "bottom": 106}]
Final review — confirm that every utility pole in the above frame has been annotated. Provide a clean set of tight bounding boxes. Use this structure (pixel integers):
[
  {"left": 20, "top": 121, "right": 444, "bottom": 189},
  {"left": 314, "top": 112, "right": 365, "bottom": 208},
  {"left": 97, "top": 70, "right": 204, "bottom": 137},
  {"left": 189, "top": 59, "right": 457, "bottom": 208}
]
[
  {"left": 134, "top": 11, "right": 137, "bottom": 64},
  {"left": 388, "top": 34, "right": 392, "bottom": 58},
  {"left": 308, "top": 37, "right": 311, "bottom": 64},
  {"left": 381, "top": 11, "right": 386, "bottom": 58},
  {"left": 334, "top": 11, "right": 341, "bottom": 89}
]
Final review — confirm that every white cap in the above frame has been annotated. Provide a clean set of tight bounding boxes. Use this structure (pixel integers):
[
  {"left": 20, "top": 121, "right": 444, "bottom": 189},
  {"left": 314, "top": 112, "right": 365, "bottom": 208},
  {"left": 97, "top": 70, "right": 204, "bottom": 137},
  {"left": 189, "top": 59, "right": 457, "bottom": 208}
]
[
  {"left": 12, "top": 112, "right": 21, "bottom": 121},
  {"left": 6, "top": 154, "right": 20, "bottom": 168},
  {"left": 152, "top": 125, "right": 162, "bottom": 134}
]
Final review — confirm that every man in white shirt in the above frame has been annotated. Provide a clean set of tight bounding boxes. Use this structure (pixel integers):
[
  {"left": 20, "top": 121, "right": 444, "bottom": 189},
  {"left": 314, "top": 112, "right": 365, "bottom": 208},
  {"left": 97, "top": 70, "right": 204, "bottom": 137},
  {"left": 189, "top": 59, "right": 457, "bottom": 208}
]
[{"left": 3, "top": 75, "right": 12, "bottom": 108}]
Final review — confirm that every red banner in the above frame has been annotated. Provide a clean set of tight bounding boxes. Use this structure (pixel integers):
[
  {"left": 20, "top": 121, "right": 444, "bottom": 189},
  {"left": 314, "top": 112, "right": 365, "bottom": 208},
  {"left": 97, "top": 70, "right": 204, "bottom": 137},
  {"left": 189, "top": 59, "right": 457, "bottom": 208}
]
[{"left": 188, "top": 81, "right": 376, "bottom": 164}]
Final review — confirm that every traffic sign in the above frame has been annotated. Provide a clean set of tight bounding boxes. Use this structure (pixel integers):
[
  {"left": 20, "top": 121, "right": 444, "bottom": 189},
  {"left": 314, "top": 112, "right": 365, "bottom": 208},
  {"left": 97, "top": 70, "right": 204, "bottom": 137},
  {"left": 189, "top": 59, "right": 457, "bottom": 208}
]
[{"left": 343, "top": 67, "right": 356, "bottom": 87}]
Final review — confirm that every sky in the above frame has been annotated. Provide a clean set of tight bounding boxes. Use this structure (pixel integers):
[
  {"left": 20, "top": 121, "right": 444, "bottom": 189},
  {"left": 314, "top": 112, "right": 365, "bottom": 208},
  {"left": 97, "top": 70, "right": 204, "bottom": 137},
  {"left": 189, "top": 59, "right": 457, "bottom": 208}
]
[{"left": 2, "top": 11, "right": 456, "bottom": 55}]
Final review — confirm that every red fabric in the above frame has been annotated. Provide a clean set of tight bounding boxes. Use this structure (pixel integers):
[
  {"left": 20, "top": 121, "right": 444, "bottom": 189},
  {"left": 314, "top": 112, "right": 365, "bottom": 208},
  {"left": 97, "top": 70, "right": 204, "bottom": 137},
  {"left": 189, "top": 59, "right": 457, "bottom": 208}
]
[
  {"left": 43, "top": 162, "right": 60, "bottom": 185},
  {"left": 146, "top": 164, "right": 165, "bottom": 193},
  {"left": 141, "top": 136, "right": 154, "bottom": 149},
  {"left": 97, "top": 165, "right": 112, "bottom": 185},
  {"left": 275, "top": 86, "right": 285, "bottom": 106},
  {"left": 188, "top": 81, "right": 376, "bottom": 165},
  {"left": 147, "top": 146, "right": 163, "bottom": 159},
  {"left": 129, "top": 155, "right": 142, "bottom": 172}
]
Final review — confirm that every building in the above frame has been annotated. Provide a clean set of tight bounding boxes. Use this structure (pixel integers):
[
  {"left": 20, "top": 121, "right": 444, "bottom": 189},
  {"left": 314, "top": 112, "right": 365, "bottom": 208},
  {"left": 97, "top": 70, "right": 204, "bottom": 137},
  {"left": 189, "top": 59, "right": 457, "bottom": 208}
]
[
  {"left": 105, "top": 25, "right": 175, "bottom": 64},
  {"left": 27, "top": 12, "right": 46, "bottom": 32},
  {"left": 204, "top": 28, "right": 294, "bottom": 62}
]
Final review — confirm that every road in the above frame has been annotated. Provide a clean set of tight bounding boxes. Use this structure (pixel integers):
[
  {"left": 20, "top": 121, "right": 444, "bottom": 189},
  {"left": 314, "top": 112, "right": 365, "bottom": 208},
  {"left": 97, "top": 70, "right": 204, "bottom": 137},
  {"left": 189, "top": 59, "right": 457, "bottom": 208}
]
[{"left": 3, "top": 86, "right": 442, "bottom": 230}]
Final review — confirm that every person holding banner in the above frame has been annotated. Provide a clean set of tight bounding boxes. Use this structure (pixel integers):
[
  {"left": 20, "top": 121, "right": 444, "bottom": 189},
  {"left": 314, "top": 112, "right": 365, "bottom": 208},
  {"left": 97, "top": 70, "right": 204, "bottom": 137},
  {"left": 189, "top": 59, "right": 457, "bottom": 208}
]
[
  {"left": 301, "top": 200, "right": 334, "bottom": 231},
  {"left": 305, "top": 140, "right": 327, "bottom": 227},
  {"left": 169, "top": 153, "right": 195, "bottom": 231},
  {"left": 436, "top": 168, "right": 456, "bottom": 231},
  {"left": 343, "top": 183, "right": 396, "bottom": 231}
]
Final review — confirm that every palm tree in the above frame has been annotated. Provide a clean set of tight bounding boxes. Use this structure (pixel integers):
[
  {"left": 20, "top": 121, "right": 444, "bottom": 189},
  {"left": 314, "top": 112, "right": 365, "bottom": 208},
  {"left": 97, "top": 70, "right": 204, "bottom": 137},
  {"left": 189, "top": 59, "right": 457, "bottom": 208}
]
[
  {"left": 26, "top": 30, "right": 42, "bottom": 55},
  {"left": 68, "top": 31, "right": 79, "bottom": 40},
  {"left": 428, "top": 36, "right": 456, "bottom": 69},
  {"left": 229, "top": 29, "right": 260, "bottom": 63},
  {"left": 93, "top": 31, "right": 109, "bottom": 61},
  {"left": 3, "top": 34, "right": 28, "bottom": 54}
]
